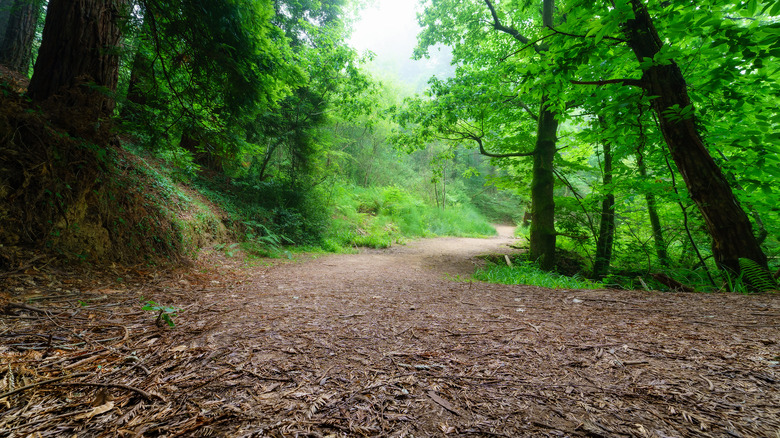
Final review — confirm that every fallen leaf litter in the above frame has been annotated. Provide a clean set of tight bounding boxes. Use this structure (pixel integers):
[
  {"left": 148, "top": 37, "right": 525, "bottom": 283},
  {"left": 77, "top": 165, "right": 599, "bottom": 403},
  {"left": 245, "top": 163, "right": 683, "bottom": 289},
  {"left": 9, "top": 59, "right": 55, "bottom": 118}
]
[{"left": 1, "top": 233, "right": 778, "bottom": 437}]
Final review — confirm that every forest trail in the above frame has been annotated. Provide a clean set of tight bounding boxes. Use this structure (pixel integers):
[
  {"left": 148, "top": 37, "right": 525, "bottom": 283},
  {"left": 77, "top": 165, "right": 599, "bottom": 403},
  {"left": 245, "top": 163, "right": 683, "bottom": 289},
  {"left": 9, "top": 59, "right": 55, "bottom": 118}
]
[
  {"left": 2, "top": 226, "right": 779, "bottom": 436},
  {"left": 260, "top": 223, "right": 519, "bottom": 287}
]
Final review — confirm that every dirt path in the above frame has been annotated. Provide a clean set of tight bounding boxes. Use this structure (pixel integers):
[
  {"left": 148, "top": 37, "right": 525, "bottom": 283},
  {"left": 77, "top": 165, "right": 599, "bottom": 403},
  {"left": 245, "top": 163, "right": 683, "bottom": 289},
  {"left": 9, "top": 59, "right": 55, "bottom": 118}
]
[{"left": 2, "top": 228, "right": 779, "bottom": 437}]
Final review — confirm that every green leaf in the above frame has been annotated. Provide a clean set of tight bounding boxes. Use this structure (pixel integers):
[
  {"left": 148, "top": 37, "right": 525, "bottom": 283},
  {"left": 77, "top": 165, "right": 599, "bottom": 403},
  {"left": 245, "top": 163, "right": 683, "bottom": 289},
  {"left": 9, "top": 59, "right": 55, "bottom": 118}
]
[
  {"left": 747, "top": 0, "right": 758, "bottom": 16},
  {"left": 770, "top": 0, "right": 780, "bottom": 15},
  {"left": 594, "top": 24, "right": 610, "bottom": 44}
]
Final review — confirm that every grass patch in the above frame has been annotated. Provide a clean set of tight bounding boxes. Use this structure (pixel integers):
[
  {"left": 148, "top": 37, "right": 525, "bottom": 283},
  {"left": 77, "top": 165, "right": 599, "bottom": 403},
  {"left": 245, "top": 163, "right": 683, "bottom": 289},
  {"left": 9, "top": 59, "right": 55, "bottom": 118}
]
[
  {"left": 474, "top": 262, "right": 605, "bottom": 290},
  {"left": 325, "top": 184, "right": 496, "bottom": 249}
]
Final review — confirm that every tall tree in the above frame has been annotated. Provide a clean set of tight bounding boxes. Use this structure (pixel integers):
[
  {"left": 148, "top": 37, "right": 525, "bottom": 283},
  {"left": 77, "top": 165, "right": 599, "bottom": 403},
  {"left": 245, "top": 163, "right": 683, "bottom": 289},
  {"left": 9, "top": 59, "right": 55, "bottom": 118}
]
[
  {"left": 482, "top": 0, "right": 560, "bottom": 271},
  {"left": 592, "top": 124, "right": 615, "bottom": 278},
  {"left": 547, "top": 0, "right": 773, "bottom": 278},
  {"left": 409, "top": 0, "right": 561, "bottom": 270},
  {"left": 621, "top": 0, "right": 767, "bottom": 273},
  {"left": 0, "top": 0, "right": 42, "bottom": 73},
  {"left": 28, "top": 0, "right": 128, "bottom": 116},
  {"left": 0, "top": 0, "right": 13, "bottom": 44}
]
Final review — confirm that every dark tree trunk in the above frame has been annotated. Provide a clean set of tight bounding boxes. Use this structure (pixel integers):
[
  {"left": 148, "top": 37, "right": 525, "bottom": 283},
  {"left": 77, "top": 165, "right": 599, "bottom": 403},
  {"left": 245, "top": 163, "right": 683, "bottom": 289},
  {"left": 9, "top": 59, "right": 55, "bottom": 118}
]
[
  {"left": 28, "top": 0, "right": 127, "bottom": 115},
  {"left": 0, "top": 0, "right": 12, "bottom": 38},
  {"left": 529, "top": 95, "right": 557, "bottom": 271},
  {"left": 636, "top": 149, "right": 670, "bottom": 266},
  {"left": 592, "top": 135, "right": 615, "bottom": 278},
  {"left": 0, "top": 0, "right": 42, "bottom": 73},
  {"left": 124, "top": 48, "right": 152, "bottom": 108},
  {"left": 258, "top": 141, "right": 282, "bottom": 181},
  {"left": 625, "top": 0, "right": 767, "bottom": 273}
]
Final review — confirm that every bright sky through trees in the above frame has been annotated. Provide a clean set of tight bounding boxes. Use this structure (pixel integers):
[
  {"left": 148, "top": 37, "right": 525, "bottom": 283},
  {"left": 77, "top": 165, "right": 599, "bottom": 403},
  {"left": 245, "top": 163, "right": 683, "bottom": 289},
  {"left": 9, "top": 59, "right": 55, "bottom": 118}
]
[
  {"left": 349, "top": 0, "right": 420, "bottom": 57},
  {"left": 348, "top": 0, "right": 453, "bottom": 90}
]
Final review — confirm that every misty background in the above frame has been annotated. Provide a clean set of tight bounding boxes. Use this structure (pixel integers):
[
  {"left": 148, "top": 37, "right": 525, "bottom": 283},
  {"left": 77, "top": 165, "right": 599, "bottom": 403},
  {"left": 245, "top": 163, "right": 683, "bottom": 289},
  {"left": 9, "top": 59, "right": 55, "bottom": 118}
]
[{"left": 348, "top": 0, "right": 454, "bottom": 92}]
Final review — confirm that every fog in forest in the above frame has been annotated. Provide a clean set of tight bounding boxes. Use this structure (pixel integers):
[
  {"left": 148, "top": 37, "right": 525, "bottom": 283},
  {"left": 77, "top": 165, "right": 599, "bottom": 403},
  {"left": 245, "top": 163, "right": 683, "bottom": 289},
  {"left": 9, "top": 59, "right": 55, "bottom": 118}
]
[{"left": 349, "top": 0, "right": 454, "bottom": 91}]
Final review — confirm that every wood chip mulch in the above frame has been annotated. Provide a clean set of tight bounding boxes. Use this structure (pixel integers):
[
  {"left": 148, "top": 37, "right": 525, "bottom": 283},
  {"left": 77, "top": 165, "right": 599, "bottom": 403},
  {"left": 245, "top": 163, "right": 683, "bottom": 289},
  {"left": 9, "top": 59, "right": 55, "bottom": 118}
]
[{"left": 1, "top": 239, "right": 778, "bottom": 437}]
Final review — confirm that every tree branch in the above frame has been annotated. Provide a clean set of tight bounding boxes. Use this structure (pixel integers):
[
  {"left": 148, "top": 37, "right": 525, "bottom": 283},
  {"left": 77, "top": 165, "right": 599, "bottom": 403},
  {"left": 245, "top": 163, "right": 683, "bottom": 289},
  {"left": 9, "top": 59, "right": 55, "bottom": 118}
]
[
  {"left": 483, "top": 0, "right": 537, "bottom": 50},
  {"left": 515, "top": 99, "right": 539, "bottom": 121},
  {"left": 473, "top": 135, "right": 535, "bottom": 158},
  {"left": 571, "top": 78, "right": 644, "bottom": 88},
  {"left": 546, "top": 27, "right": 628, "bottom": 43},
  {"left": 499, "top": 33, "right": 553, "bottom": 61},
  {"left": 502, "top": 95, "right": 539, "bottom": 121}
]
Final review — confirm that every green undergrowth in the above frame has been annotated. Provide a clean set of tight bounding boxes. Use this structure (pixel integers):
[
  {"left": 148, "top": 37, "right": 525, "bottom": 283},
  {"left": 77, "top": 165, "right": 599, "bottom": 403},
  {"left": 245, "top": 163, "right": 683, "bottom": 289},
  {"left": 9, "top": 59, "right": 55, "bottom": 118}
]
[
  {"left": 474, "top": 261, "right": 605, "bottom": 290},
  {"left": 84, "top": 148, "right": 499, "bottom": 261},
  {"left": 0, "top": 78, "right": 228, "bottom": 264},
  {"left": 100, "top": 146, "right": 228, "bottom": 263},
  {"left": 325, "top": 184, "right": 496, "bottom": 250},
  {"left": 192, "top": 173, "right": 327, "bottom": 256}
]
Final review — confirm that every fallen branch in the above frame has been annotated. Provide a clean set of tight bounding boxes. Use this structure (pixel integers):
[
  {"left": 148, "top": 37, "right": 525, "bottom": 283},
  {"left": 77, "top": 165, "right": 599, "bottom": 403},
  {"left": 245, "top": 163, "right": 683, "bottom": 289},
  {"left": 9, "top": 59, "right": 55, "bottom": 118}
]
[
  {"left": 427, "top": 390, "right": 462, "bottom": 416},
  {"left": 55, "top": 381, "right": 165, "bottom": 402},
  {"left": 651, "top": 273, "right": 696, "bottom": 292},
  {"left": 3, "top": 302, "right": 52, "bottom": 316},
  {"left": 0, "top": 372, "right": 90, "bottom": 400}
]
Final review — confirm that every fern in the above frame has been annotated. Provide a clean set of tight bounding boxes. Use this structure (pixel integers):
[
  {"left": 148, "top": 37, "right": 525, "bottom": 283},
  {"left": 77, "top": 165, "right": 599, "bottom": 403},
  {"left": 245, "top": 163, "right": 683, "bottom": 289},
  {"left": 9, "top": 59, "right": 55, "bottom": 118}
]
[{"left": 738, "top": 258, "right": 777, "bottom": 292}]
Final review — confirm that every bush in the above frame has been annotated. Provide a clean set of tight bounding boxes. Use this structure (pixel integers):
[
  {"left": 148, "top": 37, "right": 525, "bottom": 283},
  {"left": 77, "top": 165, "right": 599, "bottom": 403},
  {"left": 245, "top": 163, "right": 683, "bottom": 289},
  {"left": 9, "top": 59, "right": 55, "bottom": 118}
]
[{"left": 324, "top": 183, "right": 496, "bottom": 249}]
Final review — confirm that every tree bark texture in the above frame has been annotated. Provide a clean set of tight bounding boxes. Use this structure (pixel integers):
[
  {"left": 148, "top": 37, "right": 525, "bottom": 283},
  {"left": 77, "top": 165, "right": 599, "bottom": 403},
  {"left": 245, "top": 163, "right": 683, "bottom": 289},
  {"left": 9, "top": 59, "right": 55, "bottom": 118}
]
[
  {"left": 625, "top": 0, "right": 767, "bottom": 273},
  {"left": 592, "top": 135, "right": 615, "bottom": 278},
  {"left": 529, "top": 95, "right": 558, "bottom": 271},
  {"left": 28, "top": 0, "right": 127, "bottom": 115},
  {"left": 0, "top": 0, "right": 41, "bottom": 73}
]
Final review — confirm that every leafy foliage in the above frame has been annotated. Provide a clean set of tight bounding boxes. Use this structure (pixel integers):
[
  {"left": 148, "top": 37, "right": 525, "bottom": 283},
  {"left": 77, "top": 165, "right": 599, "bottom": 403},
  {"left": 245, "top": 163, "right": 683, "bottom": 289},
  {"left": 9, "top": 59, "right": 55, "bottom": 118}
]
[
  {"left": 141, "top": 298, "right": 179, "bottom": 327},
  {"left": 397, "top": 0, "right": 779, "bottom": 288},
  {"left": 738, "top": 258, "right": 778, "bottom": 292}
]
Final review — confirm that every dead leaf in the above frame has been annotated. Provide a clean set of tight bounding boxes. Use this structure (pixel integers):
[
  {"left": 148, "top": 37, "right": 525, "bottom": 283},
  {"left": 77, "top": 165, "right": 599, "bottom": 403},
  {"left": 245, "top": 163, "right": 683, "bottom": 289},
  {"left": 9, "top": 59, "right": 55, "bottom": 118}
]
[
  {"left": 92, "top": 388, "right": 113, "bottom": 407},
  {"left": 427, "top": 390, "right": 460, "bottom": 416},
  {"left": 73, "top": 401, "right": 114, "bottom": 420},
  {"left": 438, "top": 422, "right": 455, "bottom": 434}
]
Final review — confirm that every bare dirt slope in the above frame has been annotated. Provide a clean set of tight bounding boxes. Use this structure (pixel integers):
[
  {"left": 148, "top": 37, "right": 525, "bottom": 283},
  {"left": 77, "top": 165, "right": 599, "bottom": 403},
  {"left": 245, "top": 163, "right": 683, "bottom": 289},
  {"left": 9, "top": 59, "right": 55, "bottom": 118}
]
[{"left": 1, "top": 227, "right": 779, "bottom": 437}]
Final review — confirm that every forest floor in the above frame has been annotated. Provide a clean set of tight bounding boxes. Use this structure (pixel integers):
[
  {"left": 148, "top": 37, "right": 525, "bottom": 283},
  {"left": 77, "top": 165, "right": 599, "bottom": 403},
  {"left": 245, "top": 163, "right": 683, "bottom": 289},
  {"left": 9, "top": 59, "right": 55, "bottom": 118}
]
[{"left": 1, "top": 225, "right": 779, "bottom": 437}]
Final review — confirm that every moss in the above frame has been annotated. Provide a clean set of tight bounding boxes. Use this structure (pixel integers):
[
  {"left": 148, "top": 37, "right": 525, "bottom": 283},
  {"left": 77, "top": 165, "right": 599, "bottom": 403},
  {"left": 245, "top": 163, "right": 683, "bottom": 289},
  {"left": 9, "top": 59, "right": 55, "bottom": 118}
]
[{"left": 0, "top": 81, "right": 229, "bottom": 265}]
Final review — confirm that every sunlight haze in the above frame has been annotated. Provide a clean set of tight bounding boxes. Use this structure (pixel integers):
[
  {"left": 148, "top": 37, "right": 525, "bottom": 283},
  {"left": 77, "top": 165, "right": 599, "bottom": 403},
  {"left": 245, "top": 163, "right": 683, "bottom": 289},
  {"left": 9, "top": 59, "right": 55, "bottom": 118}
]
[{"left": 348, "top": 0, "right": 453, "bottom": 91}]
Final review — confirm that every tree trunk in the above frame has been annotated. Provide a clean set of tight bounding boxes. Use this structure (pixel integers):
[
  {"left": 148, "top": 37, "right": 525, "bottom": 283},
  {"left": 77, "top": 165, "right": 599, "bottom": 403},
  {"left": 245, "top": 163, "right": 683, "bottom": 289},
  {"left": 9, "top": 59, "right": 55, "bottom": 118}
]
[
  {"left": 636, "top": 148, "right": 670, "bottom": 266},
  {"left": 592, "top": 135, "right": 614, "bottom": 278},
  {"left": 529, "top": 95, "right": 557, "bottom": 270},
  {"left": 441, "top": 171, "right": 446, "bottom": 210},
  {"left": 124, "top": 46, "right": 152, "bottom": 109},
  {"left": 258, "top": 141, "right": 282, "bottom": 181},
  {"left": 624, "top": 0, "right": 767, "bottom": 273},
  {"left": 28, "top": 0, "right": 127, "bottom": 115},
  {"left": 0, "top": 0, "right": 42, "bottom": 73},
  {"left": 480, "top": 0, "right": 559, "bottom": 270},
  {"left": 0, "top": 0, "right": 12, "bottom": 39}
]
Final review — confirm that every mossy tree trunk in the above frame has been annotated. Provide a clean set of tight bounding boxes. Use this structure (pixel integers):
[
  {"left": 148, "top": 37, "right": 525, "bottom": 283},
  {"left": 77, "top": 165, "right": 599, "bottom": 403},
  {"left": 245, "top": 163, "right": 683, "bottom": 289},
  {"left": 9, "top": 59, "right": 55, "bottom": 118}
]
[{"left": 529, "top": 96, "right": 558, "bottom": 271}]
